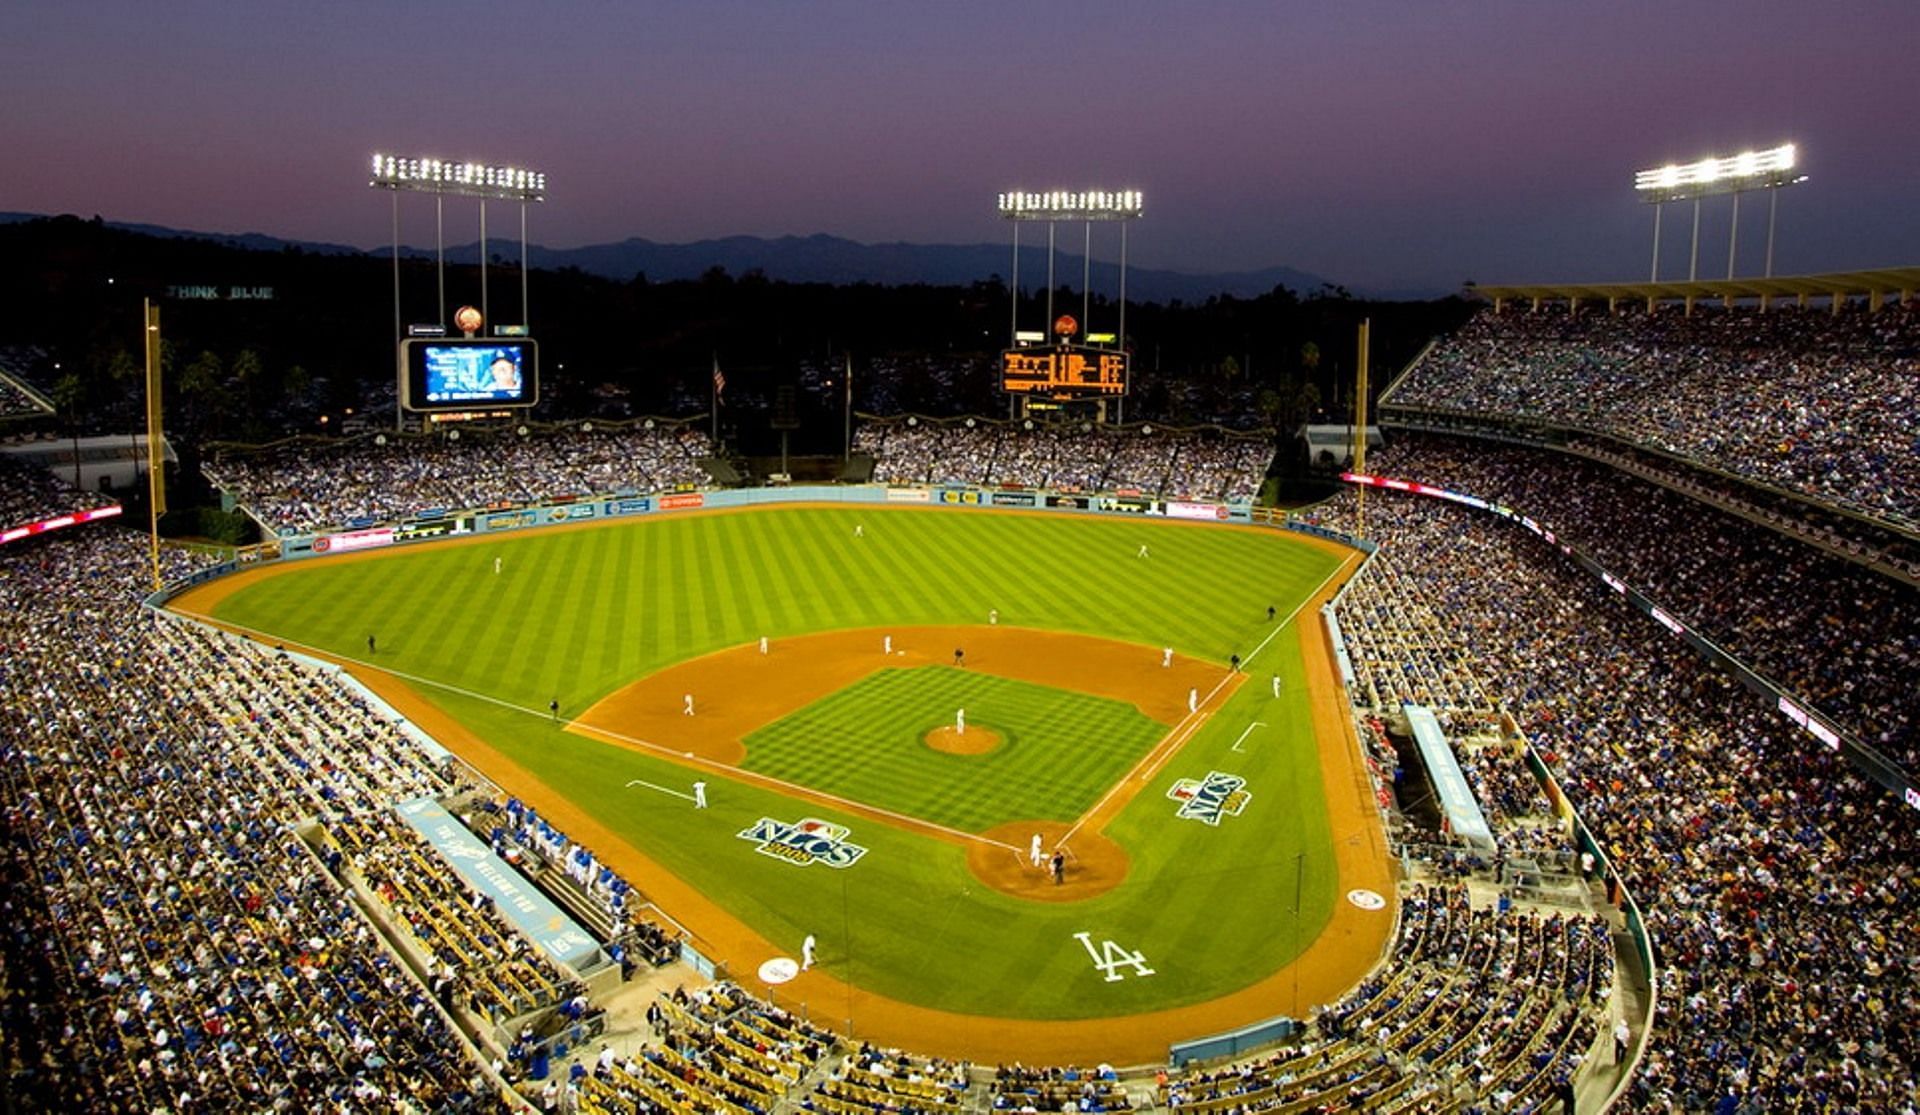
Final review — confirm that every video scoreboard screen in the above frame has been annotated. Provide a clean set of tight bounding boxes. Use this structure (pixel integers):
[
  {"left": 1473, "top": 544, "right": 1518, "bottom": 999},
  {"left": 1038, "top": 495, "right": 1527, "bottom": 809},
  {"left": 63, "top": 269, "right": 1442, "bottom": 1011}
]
[
  {"left": 1001, "top": 345, "right": 1127, "bottom": 398},
  {"left": 400, "top": 338, "right": 539, "bottom": 412}
]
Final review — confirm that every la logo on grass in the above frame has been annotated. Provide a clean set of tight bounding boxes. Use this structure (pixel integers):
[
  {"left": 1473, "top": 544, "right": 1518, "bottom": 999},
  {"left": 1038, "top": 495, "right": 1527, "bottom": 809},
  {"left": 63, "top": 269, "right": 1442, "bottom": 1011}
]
[
  {"left": 1167, "top": 771, "right": 1252, "bottom": 826},
  {"left": 737, "top": 817, "right": 868, "bottom": 869}
]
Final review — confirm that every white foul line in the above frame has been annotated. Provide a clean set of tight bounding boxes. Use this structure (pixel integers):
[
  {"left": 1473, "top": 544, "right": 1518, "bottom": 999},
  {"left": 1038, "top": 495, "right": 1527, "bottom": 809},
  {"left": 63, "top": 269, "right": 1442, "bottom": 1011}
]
[
  {"left": 626, "top": 779, "right": 696, "bottom": 802},
  {"left": 1230, "top": 722, "right": 1267, "bottom": 753},
  {"left": 1059, "top": 552, "right": 1357, "bottom": 848}
]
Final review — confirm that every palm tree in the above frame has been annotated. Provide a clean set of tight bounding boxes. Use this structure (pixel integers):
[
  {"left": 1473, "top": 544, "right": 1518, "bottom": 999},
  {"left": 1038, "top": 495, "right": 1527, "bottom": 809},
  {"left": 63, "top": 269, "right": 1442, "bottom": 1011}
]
[{"left": 51, "top": 371, "right": 85, "bottom": 490}]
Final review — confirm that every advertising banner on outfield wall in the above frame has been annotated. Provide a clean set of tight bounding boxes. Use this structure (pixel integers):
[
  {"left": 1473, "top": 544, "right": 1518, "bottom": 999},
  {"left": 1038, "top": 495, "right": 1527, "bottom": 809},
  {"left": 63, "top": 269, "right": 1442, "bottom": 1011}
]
[
  {"left": 885, "top": 487, "right": 931, "bottom": 502},
  {"left": 312, "top": 526, "right": 395, "bottom": 553},
  {"left": 1165, "top": 500, "right": 1230, "bottom": 521},
  {"left": 938, "top": 488, "right": 983, "bottom": 505},
  {"left": 990, "top": 491, "right": 1037, "bottom": 507},
  {"left": 602, "top": 497, "right": 652, "bottom": 517},
  {"left": 658, "top": 493, "right": 705, "bottom": 511},
  {"left": 1046, "top": 495, "right": 1090, "bottom": 510},
  {"left": 485, "top": 509, "right": 540, "bottom": 531}
]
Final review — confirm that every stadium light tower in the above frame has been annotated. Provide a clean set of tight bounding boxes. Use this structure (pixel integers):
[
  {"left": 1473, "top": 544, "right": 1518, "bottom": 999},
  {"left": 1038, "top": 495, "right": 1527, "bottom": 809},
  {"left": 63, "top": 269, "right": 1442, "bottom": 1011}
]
[
  {"left": 998, "top": 190, "right": 1144, "bottom": 354},
  {"left": 369, "top": 154, "right": 548, "bottom": 340},
  {"left": 1635, "top": 143, "right": 1804, "bottom": 282}
]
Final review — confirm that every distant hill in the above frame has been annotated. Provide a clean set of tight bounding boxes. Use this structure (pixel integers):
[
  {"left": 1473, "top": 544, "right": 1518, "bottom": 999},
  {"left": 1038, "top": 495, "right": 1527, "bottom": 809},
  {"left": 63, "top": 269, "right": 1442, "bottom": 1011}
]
[{"left": 0, "top": 212, "right": 1433, "bottom": 302}]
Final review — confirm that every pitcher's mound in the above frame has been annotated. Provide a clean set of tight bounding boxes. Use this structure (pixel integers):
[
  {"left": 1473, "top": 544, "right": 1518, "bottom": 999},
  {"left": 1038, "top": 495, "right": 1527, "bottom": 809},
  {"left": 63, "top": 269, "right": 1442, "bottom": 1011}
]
[{"left": 925, "top": 725, "right": 1002, "bottom": 755}]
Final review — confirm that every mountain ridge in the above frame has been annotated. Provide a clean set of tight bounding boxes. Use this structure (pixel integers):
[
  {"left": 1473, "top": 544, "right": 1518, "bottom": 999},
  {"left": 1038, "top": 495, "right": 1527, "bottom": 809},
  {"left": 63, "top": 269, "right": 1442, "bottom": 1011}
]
[{"left": 0, "top": 212, "right": 1444, "bottom": 301}]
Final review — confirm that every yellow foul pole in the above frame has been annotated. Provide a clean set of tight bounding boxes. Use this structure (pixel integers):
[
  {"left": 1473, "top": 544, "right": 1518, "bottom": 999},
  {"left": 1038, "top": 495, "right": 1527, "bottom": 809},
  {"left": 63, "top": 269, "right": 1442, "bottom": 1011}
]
[{"left": 144, "top": 300, "right": 166, "bottom": 591}]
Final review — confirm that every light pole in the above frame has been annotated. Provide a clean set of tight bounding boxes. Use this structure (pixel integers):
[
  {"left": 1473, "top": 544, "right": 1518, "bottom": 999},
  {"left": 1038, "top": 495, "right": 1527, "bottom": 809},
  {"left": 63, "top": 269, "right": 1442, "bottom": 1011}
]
[
  {"left": 1635, "top": 143, "right": 1804, "bottom": 286},
  {"left": 370, "top": 154, "right": 547, "bottom": 427},
  {"left": 997, "top": 191, "right": 1144, "bottom": 423}
]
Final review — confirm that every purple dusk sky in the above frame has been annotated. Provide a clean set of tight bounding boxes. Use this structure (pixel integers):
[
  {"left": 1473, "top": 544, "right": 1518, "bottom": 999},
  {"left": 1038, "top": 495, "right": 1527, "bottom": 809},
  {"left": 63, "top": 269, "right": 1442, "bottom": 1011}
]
[{"left": 4, "top": 1, "right": 1916, "bottom": 291}]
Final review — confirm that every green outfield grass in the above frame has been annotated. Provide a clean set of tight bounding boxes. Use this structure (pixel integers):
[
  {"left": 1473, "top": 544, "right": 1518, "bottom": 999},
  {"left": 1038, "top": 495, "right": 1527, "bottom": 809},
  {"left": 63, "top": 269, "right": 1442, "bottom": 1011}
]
[
  {"left": 206, "top": 505, "right": 1354, "bottom": 1023},
  {"left": 742, "top": 667, "right": 1167, "bottom": 831}
]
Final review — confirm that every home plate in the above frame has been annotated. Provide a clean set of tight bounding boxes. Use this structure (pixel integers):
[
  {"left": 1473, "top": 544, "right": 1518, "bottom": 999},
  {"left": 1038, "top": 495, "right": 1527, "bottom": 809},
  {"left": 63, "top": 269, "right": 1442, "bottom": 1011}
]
[{"left": 758, "top": 957, "right": 800, "bottom": 985}]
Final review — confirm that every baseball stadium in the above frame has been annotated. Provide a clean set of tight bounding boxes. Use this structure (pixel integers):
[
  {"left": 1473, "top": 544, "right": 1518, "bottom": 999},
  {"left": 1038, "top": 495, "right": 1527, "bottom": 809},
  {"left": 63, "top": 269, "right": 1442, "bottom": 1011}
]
[{"left": 5, "top": 82, "right": 1920, "bottom": 1115}]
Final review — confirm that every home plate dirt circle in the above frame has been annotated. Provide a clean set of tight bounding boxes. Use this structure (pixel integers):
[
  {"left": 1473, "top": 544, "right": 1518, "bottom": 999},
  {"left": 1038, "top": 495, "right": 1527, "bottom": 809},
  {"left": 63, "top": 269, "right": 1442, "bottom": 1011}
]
[
  {"left": 969, "top": 821, "right": 1129, "bottom": 902},
  {"left": 924, "top": 724, "right": 1003, "bottom": 755}
]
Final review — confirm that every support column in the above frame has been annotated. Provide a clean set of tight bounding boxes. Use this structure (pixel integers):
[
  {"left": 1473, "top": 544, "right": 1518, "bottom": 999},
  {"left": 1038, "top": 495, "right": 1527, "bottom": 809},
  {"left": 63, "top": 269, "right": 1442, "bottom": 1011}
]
[
  {"left": 1688, "top": 198, "right": 1701, "bottom": 282},
  {"left": 1727, "top": 191, "right": 1741, "bottom": 279}
]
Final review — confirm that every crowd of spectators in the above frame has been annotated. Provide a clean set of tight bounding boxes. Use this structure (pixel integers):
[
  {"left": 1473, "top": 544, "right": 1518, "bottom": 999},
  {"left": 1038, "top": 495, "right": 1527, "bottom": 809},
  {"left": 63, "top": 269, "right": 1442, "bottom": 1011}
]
[
  {"left": 205, "top": 422, "right": 712, "bottom": 534},
  {"left": 0, "top": 375, "right": 51, "bottom": 421},
  {"left": 0, "top": 529, "right": 510, "bottom": 1110},
  {"left": 571, "top": 980, "right": 835, "bottom": 1115},
  {"left": 1386, "top": 301, "right": 1920, "bottom": 530},
  {"left": 1355, "top": 433, "right": 1919, "bottom": 773},
  {"left": 0, "top": 450, "right": 117, "bottom": 533},
  {"left": 1159, "top": 884, "right": 1608, "bottom": 1113},
  {"left": 857, "top": 420, "right": 1269, "bottom": 501},
  {"left": 1311, "top": 487, "right": 1920, "bottom": 1110}
]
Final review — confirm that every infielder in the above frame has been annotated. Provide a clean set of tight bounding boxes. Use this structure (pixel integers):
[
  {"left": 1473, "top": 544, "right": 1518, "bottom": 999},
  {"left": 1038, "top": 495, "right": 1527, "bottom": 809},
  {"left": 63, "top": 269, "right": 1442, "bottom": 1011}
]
[
  {"left": 1162, "top": 646, "right": 1173, "bottom": 668},
  {"left": 884, "top": 634, "right": 894, "bottom": 655},
  {"left": 759, "top": 635, "right": 769, "bottom": 655},
  {"left": 989, "top": 608, "right": 998, "bottom": 625},
  {"left": 683, "top": 693, "right": 695, "bottom": 716},
  {"left": 692, "top": 781, "right": 707, "bottom": 808},
  {"left": 1188, "top": 687, "right": 1198, "bottom": 714},
  {"left": 802, "top": 933, "right": 817, "bottom": 970}
]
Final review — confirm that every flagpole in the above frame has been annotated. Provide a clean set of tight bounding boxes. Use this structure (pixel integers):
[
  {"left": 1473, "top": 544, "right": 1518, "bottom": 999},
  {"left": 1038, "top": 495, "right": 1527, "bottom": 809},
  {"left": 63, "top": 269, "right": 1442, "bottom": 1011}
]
[
  {"left": 711, "top": 354, "right": 720, "bottom": 445},
  {"left": 844, "top": 353, "right": 853, "bottom": 460}
]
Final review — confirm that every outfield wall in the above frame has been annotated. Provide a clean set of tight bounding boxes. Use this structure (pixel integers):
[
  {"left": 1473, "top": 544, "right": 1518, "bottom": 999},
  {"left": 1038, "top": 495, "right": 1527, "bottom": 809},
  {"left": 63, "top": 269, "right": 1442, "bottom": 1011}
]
[{"left": 151, "top": 485, "right": 1261, "bottom": 605}]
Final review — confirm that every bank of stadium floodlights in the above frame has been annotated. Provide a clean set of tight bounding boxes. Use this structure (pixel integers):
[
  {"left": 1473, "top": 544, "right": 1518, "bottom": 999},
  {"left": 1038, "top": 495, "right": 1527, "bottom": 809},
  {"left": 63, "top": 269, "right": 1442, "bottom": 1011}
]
[
  {"left": 999, "top": 190, "right": 1143, "bottom": 420},
  {"left": 369, "top": 154, "right": 547, "bottom": 346},
  {"left": 1635, "top": 143, "right": 1804, "bottom": 283}
]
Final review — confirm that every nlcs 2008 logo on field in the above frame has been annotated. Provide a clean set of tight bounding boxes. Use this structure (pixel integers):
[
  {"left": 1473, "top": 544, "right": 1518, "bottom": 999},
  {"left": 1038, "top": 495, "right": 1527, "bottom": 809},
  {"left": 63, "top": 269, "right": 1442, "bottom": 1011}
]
[
  {"left": 736, "top": 817, "right": 869, "bottom": 869},
  {"left": 1167, "top": 771, "right": 1253, "bottom": 826}
]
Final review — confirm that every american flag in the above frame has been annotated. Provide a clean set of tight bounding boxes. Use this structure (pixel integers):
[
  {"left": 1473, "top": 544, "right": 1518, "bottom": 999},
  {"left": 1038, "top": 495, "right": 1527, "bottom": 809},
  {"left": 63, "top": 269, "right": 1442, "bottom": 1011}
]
[{"left": 711, "top": 358, "right": 726, "bottom": 402}]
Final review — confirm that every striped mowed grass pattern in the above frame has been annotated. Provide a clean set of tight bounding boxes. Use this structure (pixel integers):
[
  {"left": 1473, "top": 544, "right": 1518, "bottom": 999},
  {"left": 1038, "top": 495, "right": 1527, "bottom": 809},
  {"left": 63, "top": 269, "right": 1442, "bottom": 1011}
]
[
  {"left": 742, "top": 666, "right": 1165, "bottom": 831},
  {"left": 213, "top": 507, "right": 1340, "bottom": 720},
  {"left": 205, "top": 506, "right": 1356, "bottom": 1024}
]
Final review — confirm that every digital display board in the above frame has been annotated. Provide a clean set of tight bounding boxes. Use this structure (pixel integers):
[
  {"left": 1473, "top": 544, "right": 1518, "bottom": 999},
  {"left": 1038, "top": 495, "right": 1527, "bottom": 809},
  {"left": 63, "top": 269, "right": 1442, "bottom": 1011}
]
[
  {"left": 1001, "top": 345, "right": 1127, "bottom": 398},
  {"left": 401, "top": 338, "right": 539, "bottom": 412}
]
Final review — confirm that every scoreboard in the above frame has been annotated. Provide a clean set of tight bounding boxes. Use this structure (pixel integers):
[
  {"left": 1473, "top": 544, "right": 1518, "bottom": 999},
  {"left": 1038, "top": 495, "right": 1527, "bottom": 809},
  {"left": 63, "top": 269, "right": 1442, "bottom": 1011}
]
[
  {"left": 1001, "top": 345, "right": 1127, "bottom": 398},
  {"left": 399, "top": 337, "right": 539, "bottom": 413}
]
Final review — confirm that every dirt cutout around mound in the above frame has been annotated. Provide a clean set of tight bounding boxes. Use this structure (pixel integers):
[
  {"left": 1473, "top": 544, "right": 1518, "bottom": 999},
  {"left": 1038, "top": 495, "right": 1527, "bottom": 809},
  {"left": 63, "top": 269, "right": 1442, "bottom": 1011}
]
[
  {"left": 924, "top": 725, "right": 1002, "bottom": 755},
  {"left": 972, "top": 821, "right": 1128, "bottom": 902}
]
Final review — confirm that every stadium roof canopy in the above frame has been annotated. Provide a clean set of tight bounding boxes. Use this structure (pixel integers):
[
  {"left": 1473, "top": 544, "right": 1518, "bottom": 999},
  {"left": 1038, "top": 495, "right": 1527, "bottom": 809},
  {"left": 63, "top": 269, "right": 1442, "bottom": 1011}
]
[{"left": 1469, "top": 266, "right": 1920, "bottom": 309}]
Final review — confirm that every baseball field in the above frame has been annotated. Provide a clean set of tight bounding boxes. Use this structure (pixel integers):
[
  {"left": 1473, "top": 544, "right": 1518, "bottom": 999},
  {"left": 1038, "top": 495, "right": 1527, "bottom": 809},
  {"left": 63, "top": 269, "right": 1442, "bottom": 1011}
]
[{"left": 172, "top": 504, "right": 1393, "bottom": 1063}]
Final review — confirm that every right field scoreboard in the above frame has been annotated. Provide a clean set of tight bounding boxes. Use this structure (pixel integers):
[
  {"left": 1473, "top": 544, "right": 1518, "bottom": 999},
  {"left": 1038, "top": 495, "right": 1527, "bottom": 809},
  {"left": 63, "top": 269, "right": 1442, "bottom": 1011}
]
[{"left": 1001, "top": 345, "right": 1128, "bottom": 399}]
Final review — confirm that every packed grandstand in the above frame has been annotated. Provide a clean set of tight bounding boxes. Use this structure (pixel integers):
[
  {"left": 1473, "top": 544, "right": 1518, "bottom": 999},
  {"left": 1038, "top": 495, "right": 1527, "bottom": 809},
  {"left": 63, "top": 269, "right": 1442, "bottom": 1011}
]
[{"left": 3, "top": 290, "right": 1917, "bottom": 1114}]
